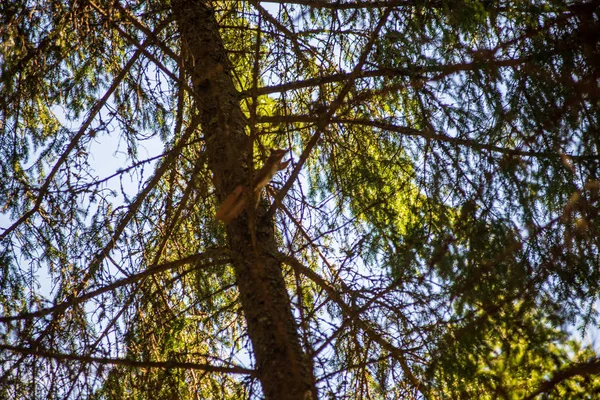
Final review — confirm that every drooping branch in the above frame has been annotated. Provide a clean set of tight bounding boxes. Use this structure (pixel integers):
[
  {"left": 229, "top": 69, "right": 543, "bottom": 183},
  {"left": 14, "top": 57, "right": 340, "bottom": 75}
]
[
  {"left": 0, "top": 249, "right": 228, "bottom": 324},
  {"left": 259, "top": 115, "right": 600, "bottom": 161},
  {"left": 88, "top": 0, "right": 189, "bottom": 92},
  {"left": 0, "top": 45, "right": 144, "bottom": 241},
  {"left": 524, "top": 358, "right": 600, "bottom": 400},
  {"left": 0, "top": 344, "right": 255, "bottom": 376},
  {"left": 279, "top": 252, "right": 427, "bottom": 396}
]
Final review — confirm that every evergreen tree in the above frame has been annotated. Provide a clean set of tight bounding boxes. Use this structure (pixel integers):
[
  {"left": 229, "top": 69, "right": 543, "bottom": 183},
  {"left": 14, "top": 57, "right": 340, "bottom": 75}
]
[{"left": 1, "top": 1, "right": 599, "bottom": 399}]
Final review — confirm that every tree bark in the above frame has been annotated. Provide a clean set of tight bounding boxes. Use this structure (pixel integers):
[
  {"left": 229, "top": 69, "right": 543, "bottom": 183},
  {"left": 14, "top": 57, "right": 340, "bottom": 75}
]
[{"left": 173, "top": 1, "right": 316, "bottom": 399}]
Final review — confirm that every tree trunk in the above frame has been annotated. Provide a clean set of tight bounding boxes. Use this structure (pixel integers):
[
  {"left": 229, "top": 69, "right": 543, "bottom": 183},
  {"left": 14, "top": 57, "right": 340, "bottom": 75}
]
[{"left": 173, "top": 1, "right": 316, "bottom": 399}]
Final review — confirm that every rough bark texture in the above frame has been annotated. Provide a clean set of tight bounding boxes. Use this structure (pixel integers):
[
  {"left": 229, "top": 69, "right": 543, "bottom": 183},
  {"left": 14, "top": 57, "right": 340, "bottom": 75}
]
[{"left": 173, "top": 1, "right": 316, "bottom": 399}]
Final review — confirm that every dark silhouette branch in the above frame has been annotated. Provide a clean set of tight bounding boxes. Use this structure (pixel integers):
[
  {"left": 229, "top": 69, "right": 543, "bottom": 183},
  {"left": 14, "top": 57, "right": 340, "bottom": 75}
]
[
  {"left": 259, "top": 115, "right": 600, "bottom": 161},
  {"left": 279, "top": 252, "right": 427, "bottom": 397},
  {"left": 0, "top": 343, "right": 255, "bottom": 376},
  {"left": 0, "top": 249, "right": 228, "bottom": 324},
  {"left": 239, "top": 56, "right": 532, "bottom": 99},
  {"left": 267, "top": 6, "right": 394, "bottom": 218},
  {"left": 524, "top": 358, "right": 600, "bottom": 400},
  {"left": 0, "top": 44, "right": 145, "bottom": 242}
]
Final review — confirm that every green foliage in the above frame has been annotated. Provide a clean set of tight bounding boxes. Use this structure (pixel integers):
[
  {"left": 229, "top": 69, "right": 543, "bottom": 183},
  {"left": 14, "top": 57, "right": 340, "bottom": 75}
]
[{"left": 1, "top": 0, "right": 599, "bottom": 399}]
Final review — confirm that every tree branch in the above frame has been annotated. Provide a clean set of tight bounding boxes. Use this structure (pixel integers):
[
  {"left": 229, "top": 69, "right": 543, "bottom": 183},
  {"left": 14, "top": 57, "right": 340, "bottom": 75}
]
[
  {"left": 267, "top": 6, "right": 394, "bottom": 218},
  {"left": 525, "top": 358, "right": 600, "bottom": 400},
  {"left": 0, "top": 343, "right": 255, "bottom": 376},
  {"left": 0, "top": 43, "right": 144, "bottom": 241},
  {"left": 278, "top": 252, "right": 428, "bottom": 397},
  {"left": 259, "top": 115, "right": 600, "bottom": 161},
  {"left": 0, "top": 249, "right": 228, "bottom": 323}
]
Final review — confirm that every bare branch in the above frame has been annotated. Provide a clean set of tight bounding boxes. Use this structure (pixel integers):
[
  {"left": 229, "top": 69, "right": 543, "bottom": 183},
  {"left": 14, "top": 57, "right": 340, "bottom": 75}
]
[
  {"left": 0, "top": 249, "right": 228, "bottom": 324},
  {"left": 279, "top": 252, "right": 427, "bottom": 396},
  {"left": 0, "top": 343, "right": 255, "bottom": 376}
]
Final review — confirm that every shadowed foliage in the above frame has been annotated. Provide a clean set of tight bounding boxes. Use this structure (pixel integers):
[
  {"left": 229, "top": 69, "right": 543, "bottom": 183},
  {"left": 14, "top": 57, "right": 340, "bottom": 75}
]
[{"left": 1, "top": 1, "right": 599, "bottom": 399}]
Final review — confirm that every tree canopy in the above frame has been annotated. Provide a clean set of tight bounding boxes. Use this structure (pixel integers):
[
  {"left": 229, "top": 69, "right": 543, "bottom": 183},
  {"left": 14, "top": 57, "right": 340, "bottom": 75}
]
[{"left": 1, "top": 0, "right": 600, "bottom": 399}]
